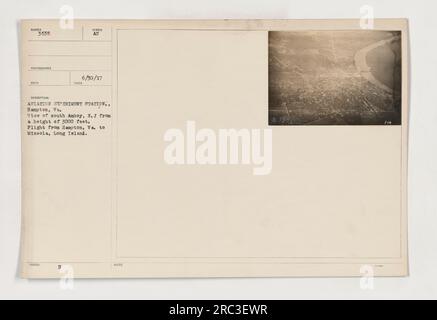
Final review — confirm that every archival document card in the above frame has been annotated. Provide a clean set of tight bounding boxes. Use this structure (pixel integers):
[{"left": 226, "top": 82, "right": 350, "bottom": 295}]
[{"left": 20, "top": 19, "right": 409, "bottom": 278}]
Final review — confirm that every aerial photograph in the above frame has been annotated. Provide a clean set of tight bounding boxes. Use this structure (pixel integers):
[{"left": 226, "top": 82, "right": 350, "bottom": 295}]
[{"left": 269, "top": 30, "right": 402, "bottom": 125}]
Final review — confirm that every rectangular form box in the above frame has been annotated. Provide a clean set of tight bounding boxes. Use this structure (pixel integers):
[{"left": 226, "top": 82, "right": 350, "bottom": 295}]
[
  {"left": 27, "top": 41, "right": 112, "bottom": 56},
  {"left": 26, "top": 70, "right": 70, "bottom": 86},
  {"left": 70, "top": 71, "right": 112, "bottom": 86}
]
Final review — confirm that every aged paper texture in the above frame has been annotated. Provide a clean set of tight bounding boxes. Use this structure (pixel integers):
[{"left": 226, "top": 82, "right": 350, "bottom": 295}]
[{"left": 20, "top": 19, "right": 409, "bottom": 278}]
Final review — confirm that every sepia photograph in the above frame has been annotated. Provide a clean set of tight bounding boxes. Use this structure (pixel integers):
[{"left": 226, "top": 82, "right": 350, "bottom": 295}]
[{"left": 269, "top": 30, "right": 402, "bottom": 125}]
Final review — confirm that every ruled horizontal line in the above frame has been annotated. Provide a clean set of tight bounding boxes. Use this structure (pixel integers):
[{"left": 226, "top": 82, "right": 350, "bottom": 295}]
[
  {"left": 28, "top": 69, "right": 111, "bottom": 72},
  {"left": 28, "top": 84, "right": 112, "bottom": 87},
  {"left": 28, "top": 40, "right": 111, "bottom": 42},
  {"left": 28, "top": 54, "right": 111, "bottom": 57}
]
